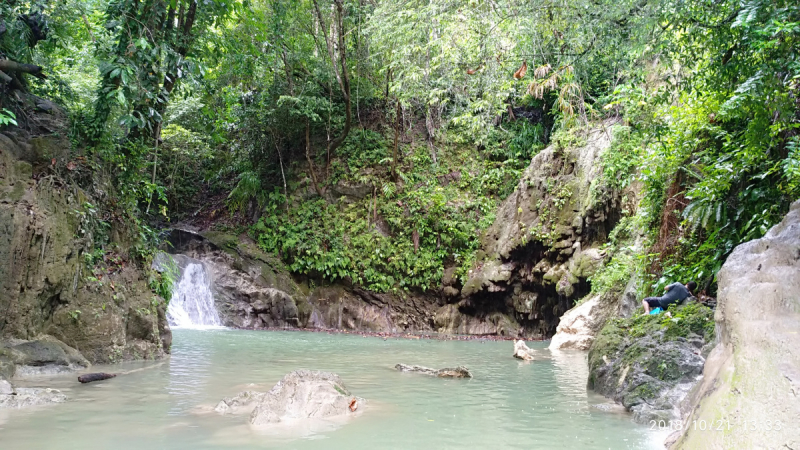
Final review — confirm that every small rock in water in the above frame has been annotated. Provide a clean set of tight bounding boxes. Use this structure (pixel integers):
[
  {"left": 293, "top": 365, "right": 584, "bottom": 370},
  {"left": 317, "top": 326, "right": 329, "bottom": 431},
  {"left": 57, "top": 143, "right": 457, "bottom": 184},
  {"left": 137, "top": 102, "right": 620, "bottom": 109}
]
[
  {"left": 78, "top": 373, "right": 117, "bottom": 383},
  {"left": 513, "top": 340, "right": 535, "bottom": 361},
  {"left": 394, "top": 364, "right": 473, "bottom": 378}
]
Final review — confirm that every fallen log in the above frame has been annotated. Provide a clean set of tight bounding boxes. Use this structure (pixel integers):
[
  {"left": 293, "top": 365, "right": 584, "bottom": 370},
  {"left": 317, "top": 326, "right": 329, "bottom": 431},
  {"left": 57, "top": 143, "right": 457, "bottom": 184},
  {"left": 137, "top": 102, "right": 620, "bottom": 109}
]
[{"left": 78, "top": 373, "right": 116, "bottom": 384}]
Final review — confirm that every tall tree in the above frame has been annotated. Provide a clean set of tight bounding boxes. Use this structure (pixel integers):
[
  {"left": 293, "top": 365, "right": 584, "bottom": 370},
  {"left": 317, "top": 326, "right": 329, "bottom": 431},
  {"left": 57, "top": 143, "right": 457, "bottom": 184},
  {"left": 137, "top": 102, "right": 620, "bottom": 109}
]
[{"left": 90, "top": 0, "right": 232, "bottom": 144}]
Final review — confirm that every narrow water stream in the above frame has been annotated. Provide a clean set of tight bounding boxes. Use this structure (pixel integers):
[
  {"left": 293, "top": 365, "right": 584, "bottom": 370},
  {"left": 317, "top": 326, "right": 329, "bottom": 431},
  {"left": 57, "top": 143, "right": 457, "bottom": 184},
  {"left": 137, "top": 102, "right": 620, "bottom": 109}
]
[{"left": 0, "top": 329, "right": 667, "bottom": 449}]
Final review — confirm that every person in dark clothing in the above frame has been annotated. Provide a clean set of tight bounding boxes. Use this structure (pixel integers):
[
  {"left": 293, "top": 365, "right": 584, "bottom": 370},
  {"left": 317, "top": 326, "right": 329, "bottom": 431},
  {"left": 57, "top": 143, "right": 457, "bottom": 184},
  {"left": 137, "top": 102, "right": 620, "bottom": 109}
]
[{"left": 642, "top": 281, "right": 697, "bottom": 314}]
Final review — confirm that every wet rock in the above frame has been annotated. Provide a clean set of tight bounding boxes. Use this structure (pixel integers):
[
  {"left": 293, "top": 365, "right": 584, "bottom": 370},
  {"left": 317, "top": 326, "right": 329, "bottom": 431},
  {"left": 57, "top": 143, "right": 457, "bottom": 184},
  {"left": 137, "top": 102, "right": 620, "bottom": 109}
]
[
  {"left": 0, "top": 387, "right": 66, "bottom": 408},
  {"left": 1, "top": 335, "right": 90, "bottom": 376},
  {"left": 587, "top": 304, "right": 713, "bottom": 424},
  {"left": 672, "top": 200, "right": 800, "bottom": 449},
  {"left": 249, "top": 370, "right": 362, "bottom": 425},
  {"left": 394, "top": 364, "right": 472, "bottom": 378},
  {"left": 513, "top": 340, "right": 536, "bottom": 361},
  {"left": 433, "top": 304, "right": 521, "bottom": 337},
  {"left": 77, "top": 373, "right": 116, "bottom": 383},
  {"left": 215, "top": 390, "right": 266, "bottom": 415}
]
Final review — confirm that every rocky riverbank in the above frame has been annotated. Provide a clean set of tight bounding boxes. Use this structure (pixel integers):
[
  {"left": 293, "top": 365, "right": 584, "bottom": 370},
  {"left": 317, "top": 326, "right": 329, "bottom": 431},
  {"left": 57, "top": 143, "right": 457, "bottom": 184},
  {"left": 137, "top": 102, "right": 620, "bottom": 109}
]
[{"left": 0, "top": 94, "right": 169, "bottom": 365}]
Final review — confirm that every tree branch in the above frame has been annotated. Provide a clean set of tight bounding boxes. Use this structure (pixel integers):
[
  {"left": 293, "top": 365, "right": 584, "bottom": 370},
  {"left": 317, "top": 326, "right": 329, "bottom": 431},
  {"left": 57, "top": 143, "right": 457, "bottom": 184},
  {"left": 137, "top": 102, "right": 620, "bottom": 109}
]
[{"left": 0, "top": 59, "right": 46, "bottom": 79}]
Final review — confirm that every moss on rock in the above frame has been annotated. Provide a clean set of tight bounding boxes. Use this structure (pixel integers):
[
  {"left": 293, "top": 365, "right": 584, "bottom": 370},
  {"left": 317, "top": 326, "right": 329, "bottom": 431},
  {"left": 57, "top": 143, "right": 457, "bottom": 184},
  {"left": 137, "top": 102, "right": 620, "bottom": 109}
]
[{"left": 588, "top": 302, "right": 714, "bottom": 423}]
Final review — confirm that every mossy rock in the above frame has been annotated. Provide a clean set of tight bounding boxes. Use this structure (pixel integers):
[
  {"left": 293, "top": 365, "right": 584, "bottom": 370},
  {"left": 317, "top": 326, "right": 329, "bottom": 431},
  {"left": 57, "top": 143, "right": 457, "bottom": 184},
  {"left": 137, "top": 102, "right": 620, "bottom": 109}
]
[{"left": 587, "top": 302, "right": 714, "bottom": 423}]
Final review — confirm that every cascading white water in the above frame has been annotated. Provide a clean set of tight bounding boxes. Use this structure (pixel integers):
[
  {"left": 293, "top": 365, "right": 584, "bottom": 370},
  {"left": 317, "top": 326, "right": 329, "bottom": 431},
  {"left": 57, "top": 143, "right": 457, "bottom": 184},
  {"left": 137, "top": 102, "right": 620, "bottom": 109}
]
[{"left": 167, "top": 258, "right": 222, "bottom": 328}]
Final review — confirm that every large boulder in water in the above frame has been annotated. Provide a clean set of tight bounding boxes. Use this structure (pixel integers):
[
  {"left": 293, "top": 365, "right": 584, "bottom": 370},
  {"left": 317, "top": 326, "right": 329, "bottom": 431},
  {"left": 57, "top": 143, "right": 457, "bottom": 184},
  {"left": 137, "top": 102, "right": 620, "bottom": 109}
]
[
  {"left": 671, "top": 201, "right": 800, "bottom": 449},
  {"left": 249, "top": 370, "right": 361, "bottom": 425},
  {"left": 513, "top": 340, "right": 536, "bottom": 361},
  {"left": 587, "top": 302, "right": 714, "bottom": 423}
]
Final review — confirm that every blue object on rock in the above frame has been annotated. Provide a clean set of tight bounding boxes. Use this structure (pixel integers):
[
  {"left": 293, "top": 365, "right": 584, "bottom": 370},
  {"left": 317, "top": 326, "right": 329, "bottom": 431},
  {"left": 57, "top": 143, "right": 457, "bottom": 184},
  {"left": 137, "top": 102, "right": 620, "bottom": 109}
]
[{"left": 649, "top": 307, "right": 663, "bottom": 315}]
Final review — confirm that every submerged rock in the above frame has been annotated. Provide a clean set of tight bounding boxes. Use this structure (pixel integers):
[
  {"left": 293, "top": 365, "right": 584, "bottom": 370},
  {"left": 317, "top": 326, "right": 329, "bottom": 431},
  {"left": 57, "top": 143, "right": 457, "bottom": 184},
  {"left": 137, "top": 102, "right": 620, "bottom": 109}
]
[
  {"left": 0, "top": 387, "right": 66, "bottom": 408},
  {"left": 513, "top": 340, "right": 535, "bottom": 361},
  {"left": 672, "top": 200, "right": 800, "bottom": 449},
  {"left": 77, "top": 373, "right": 116, "bottom": 383},
  {"left": 249, "top": 370, "right": 362, "bottom": 425},
  {"left": 394, "top": 364, "right": 473, "bottom": 378},
  {"left": 587, "top": 303, "right": 714, "bottom": 423},
  {"left": 215, "top": 390, "right": 266, "bottom": 415}
]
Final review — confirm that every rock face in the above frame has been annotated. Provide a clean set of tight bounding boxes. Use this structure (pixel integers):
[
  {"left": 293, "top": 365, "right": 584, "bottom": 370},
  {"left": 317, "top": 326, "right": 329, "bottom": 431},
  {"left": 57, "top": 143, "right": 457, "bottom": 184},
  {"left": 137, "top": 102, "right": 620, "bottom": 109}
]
[
  {"left": 672, "top": 201, "right": 800, "bottom": 449},
  {"left": 549, "top": 278, "right": 639, "bottom": 351},
  {"left": 0, "top": 98, "right": 169, "bottom": 364},
  {"left": 164, "top": 230, "right": 309, "bottom": 329},
  {"left": 249, "top": 370, "right": 361, "bottom": 425},
  {"left": 587, "top": 303, "right": 714, "bottom": 423},
  {"left": 459, "top": 123, "right": 623, "bottom": 338},
  {"left": 394, "top": 364, "right": 473, "bottom": 378},
  {"left": 307, "top": 286, "right": 441, "bottom": 333}
]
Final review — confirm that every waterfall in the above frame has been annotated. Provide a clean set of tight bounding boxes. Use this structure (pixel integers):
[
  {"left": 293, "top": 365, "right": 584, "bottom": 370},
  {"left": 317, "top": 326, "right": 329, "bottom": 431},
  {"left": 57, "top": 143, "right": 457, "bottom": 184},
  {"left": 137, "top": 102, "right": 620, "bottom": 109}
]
[{"left": 155, "top": 253, "right": 222, "bottom": 328}]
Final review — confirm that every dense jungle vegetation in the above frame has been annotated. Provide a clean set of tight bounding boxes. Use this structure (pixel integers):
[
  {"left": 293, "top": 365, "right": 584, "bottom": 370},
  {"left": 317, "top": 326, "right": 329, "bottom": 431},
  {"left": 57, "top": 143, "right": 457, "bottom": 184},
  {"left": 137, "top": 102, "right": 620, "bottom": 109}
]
[{"left": 1, "top": 0, "right": 798, "bottom": 298}]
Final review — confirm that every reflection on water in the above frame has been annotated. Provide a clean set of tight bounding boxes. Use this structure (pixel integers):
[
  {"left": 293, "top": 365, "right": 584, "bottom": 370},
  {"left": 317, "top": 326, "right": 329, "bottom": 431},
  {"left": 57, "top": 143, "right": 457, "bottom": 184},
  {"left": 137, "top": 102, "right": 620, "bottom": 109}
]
[{"left": 0, "top": 329, "right": 664, "bottom": 449}]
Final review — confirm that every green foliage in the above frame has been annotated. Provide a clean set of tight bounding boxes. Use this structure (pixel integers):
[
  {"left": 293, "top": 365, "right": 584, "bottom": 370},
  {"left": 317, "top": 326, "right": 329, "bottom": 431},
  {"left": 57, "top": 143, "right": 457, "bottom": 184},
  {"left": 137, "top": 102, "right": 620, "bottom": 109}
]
[
  {"left": 599, "top": 126, "right": 643, "bottom": 191},
  {"left": 149, "top": 255, "right": 177, "bottom": 303},
  {"left": 605, "top": 0, "right": 800, "bottom": 295},
  {"left": 339, "top": 130, "right": 389, "bottom": 170},
  {"left": 68, "top": 310, "right": 82, "bottom": 322},
  {"left": 252, "top": 136, "right": 499, "bottom": 292},
  {"left": 588, "top": 218, "right": 640, "bottom": 298},
  {"left": 0, "top": 109, "right": 17, "bottom": 127}
]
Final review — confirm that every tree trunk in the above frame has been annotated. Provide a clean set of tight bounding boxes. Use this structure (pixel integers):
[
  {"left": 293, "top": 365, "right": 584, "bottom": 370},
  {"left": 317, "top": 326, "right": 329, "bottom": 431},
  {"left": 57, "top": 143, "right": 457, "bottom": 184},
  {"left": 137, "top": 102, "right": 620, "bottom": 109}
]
[
  {"left": 312, "top": 0, "right": 352, "bottom": 169},
  {"left": 306, "top": 120, "right": 325, "bottom": 197},
  {"left": 392, "top": 99, "right": 400, "bottom": 182}
]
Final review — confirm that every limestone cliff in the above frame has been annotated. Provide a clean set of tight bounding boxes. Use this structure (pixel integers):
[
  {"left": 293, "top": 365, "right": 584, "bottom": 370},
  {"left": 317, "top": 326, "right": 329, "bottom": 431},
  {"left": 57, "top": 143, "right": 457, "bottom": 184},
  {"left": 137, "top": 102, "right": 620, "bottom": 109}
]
[
  {"left": 457, "top": 123, "right": 622, "bottom": 338},
  {"left": 671, "top": 200, "right": 800, "bottom": 449},
  {"left": 0, "top": 95, "right": 170, "bottom": 366}
]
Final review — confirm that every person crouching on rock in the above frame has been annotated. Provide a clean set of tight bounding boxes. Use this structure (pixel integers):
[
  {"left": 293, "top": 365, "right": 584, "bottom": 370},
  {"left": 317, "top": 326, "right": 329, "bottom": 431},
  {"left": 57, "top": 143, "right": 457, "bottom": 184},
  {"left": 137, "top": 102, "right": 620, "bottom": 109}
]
[{"left": 642, "top": 281, "right": 697, "bottom": 314}]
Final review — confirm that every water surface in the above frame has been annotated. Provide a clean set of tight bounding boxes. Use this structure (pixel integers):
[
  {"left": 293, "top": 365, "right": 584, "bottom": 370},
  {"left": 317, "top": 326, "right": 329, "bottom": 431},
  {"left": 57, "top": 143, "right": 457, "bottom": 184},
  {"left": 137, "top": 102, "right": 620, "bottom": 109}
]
[{"left": 0, "top": 329, "right": 666, "bottom": 449}]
